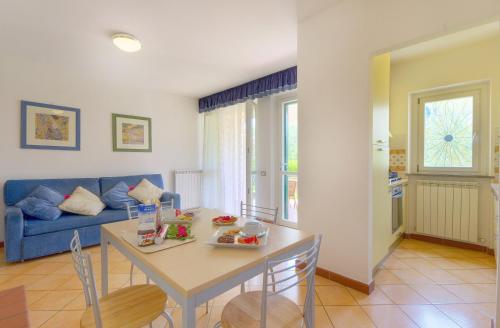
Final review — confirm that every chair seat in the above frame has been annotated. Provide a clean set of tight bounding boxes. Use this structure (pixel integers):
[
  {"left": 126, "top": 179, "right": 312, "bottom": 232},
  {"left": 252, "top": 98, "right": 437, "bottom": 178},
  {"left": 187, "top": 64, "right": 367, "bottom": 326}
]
[
  {"left": 221, "top": 291, "right": 303, "bottom": 328},
  {"left": 80, "top": 284, "right": 166, "bottom": 328}
]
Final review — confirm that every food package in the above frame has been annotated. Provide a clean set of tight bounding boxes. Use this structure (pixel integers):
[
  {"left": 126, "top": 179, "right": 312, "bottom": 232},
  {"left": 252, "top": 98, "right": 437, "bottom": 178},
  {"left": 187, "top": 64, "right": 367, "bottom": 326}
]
[{"left": 137, "top": 204, "right": 157, "bottom": 246}]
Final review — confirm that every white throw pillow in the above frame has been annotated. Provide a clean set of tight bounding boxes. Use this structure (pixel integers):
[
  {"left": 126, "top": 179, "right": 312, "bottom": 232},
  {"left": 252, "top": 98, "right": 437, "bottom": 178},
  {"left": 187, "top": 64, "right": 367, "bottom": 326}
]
[
  {"left": 128, "top": 178, "right": 163, "bottom": 203},
  {"left": 59, "top": 186, "right": 105, "bottom": 216}
]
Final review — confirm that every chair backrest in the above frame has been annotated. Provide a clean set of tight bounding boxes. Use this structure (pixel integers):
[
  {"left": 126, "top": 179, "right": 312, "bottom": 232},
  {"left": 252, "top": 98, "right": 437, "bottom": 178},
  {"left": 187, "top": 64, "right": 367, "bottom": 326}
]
[
  {"left": 260, "top": 234, "right": 322, "bottom": 328},
  {"left": 70, "top": 231, "right": 102, "bottom": 328},
  {"left": 240, "top": 201, "right": 278, "bottom": 224},
  {"left": 126, "top": 200, "right": 174, "bottom": 220}
]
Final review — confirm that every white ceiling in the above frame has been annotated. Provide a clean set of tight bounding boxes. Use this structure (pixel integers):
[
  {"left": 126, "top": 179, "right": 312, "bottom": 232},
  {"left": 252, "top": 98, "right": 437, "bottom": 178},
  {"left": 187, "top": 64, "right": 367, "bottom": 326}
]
[
  {"left": 392, "top": 21, "right": 500, "bottom": 63},
  {"left": 0, "top": 0, "right": 298, "bottom": 98}
]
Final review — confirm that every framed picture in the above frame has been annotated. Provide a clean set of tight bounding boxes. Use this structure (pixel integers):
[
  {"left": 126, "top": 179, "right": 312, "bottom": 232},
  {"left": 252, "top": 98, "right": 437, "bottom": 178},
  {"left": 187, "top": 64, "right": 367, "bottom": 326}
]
[
  {"left": 21, "top": 100, "right": 80, "bottom": 151},
  {"left": 112, "top": 114, "right": 152, "bottom": 152}
]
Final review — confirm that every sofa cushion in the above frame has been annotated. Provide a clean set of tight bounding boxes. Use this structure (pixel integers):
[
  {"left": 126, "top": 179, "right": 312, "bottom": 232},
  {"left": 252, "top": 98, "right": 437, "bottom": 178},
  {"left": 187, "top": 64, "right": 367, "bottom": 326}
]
[
  {"left": 16, "top": 197, "right": 62, "bottom": 221},
  {"left": 59, "top": 187, "right": 105, "bottom": 216},
  {"left": 128, "top": 179, "right": 163, "bottom": 203},
  {"left": 15, "top": 185, "right": 65, "bottom": 221},
  {"left": 100, "top": 174, "right": 164, "bottom": 194},
  {"left": 23, "top": 209, "right": 128, "bottom": 236},
  {"left": 4, "top": 178, "right": 100, "bottom": 206},
  {"left": 101, "top": 182, "right": 139, "bottom": 209}
]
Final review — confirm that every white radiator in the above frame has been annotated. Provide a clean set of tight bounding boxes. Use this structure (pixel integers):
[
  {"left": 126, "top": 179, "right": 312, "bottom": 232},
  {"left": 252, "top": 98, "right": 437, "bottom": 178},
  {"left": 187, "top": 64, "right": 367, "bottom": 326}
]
[
  {"left": 415, "top": 180, "right": 479, "bottom": 243},
  {"left": 174, "top": 170, "right": 203, "bottom": 210}
]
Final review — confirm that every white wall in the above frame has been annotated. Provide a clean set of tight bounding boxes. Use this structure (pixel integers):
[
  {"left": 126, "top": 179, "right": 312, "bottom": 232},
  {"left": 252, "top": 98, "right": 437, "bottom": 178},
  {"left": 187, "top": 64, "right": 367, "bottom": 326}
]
[
  {"left": 0, "top": 55, "right": 200, "bottom": 241},
  {"left": 298, "top": 0, "right": 500, "bottom": 284}
]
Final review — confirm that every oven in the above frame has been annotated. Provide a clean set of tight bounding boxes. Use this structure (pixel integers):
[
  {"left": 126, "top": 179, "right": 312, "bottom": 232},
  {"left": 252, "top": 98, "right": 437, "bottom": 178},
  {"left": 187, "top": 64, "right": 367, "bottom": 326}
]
[{"left": 391, "top": 185, "right": 403, "bottom": 233}]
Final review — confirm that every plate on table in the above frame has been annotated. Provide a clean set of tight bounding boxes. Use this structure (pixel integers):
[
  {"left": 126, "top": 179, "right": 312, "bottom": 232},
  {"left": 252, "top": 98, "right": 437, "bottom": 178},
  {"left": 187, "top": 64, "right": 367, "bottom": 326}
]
[
  {"left": 207, "top": 226, "right": 269, "bottom": 248},
  {"left": 212, "top": 215, "right": 238, "bottom": 226}
]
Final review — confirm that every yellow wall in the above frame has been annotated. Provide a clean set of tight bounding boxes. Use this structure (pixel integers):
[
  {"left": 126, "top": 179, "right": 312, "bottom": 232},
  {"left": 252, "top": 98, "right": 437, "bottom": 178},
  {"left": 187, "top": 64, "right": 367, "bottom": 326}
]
[{"left": 390, "top": 36, "right": 500, "bottom": 175}]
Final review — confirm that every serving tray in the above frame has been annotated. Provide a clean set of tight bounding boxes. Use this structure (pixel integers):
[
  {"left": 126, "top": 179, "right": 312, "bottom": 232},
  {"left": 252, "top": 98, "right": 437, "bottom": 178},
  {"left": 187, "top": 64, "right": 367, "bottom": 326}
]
[{"left": 121, "top": 231, "right": 196, "bottom": 253}]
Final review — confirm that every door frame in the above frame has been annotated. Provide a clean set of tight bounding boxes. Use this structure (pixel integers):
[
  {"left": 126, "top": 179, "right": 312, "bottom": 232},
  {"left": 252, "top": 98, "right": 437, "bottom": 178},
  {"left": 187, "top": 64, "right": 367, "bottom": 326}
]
[{"left": 275, "top": 93, "right": 298, "bottom": 228}]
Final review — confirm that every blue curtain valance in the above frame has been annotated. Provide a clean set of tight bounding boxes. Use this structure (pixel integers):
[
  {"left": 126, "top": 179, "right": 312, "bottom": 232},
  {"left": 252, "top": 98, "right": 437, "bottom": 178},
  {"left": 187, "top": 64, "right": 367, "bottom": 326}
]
[{"left": 198, "top": 66, "right": 297, "bottom": 113}]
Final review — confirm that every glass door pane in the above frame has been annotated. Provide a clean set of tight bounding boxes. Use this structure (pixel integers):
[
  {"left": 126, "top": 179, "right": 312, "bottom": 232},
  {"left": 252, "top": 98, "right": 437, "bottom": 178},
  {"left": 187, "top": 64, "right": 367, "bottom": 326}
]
[{"left": 282, "top": 101, "right": 298, "bottom": 222}]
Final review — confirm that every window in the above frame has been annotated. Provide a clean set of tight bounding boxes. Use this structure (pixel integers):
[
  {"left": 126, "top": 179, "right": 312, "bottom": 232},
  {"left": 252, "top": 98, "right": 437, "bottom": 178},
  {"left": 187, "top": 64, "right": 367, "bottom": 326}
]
[{"left": 411, "top": 82, "right": 489, "bottom": 174}]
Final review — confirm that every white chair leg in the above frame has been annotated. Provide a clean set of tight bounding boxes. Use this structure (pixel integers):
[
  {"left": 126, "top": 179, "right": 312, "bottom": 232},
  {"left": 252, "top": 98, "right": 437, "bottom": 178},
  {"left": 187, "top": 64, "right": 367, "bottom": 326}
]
[
  {"left": 270, "top": 266, "right": 276, "bottom": 292},
  {"left": 161, "top": 311, "right": 174, "bottom": 328},
  {"left": 129, "top": 263, "right": 134, "bottom": 286},
  {"left": 240, "top": 282, "right": 246, "bottom": 293}
]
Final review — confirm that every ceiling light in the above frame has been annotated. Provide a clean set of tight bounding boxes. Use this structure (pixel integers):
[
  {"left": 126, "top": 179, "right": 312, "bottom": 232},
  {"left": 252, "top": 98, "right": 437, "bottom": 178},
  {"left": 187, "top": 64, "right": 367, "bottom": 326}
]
[{"left": 112, "top": 33, "right": 141, "bottom": 52}]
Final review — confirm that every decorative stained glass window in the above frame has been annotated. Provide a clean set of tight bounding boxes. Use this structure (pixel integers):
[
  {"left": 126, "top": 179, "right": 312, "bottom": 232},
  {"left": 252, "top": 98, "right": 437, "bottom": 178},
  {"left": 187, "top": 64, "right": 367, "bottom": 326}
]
[{"left": 423, "top": 96, "right": 474, "bottom": 168}]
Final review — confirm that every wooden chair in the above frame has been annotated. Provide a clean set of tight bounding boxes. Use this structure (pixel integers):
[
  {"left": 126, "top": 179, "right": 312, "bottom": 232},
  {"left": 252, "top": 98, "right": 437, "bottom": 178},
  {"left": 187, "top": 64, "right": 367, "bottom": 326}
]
[
  {"left": 240, "top": 202, "right": 279, "bottom": 293},
  {"left": 126, "top": 200, "right": 174, "bottom": 285},
  {"left": 214, "top": 235, "right": 322, "bottom": 328},
  {"left": 70, "top": 231, "right": 174, "bottom": 328}
]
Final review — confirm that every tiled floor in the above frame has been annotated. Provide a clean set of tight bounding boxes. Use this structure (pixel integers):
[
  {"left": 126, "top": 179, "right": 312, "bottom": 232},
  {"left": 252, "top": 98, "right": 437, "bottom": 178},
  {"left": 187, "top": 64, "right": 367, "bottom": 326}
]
[{"left": 0, "top": 239, "right": 496, "bottom": 327}]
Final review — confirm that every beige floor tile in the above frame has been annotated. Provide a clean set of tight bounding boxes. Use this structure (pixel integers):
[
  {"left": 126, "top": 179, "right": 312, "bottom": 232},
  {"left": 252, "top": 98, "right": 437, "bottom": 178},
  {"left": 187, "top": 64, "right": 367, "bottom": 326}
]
[
  {"left": 63, "top": 293, "right": 87, "bottom": 310},
  {"left": 40, "top": 310, "right": 83, "bottom": 328},
  {"left": 316, "top": 285, "right": 356, "bottom": 305},
  {"left": 447, "top": 269, "right": 496, "bottom": 283},
  {"left": 411, "top": 248, "right": 442, "bottom": 258},
  {"left": 30, "top": 290, "right": 81, "bottom": 311},
  {"left": 382, "top": 257, "right": 411, "bottom": 269},
  {"left": 281, "top": 285, "right": 321, "bottom": 305},
  {"left": 26, "top": 274, "right": 73, "bottom": 291},
  {"left": 378, "top": 285, "right": 430, "bottom": 305},
  {"left": 0, "top": 274, "right": 45, "bottom": 291},
  {"left": 392, "top": 249, "right": 421, "bottom": 258},
  {"left": 453, "top": 258, "right": 495, "bottom": 269},
  {"left": 442, "top": 284, "right": 496, "bottom": 303},
  {"left": 432, "top": 248, "right": 470, "bottom": 259},
  {"left": 389, "top": 269, "right": 435, "bottom": 284},
  {"left": 469, "top": 303, "right": 496, "bottom": 319},
  {"left": 374, "top": 269, "right": 404, "bottom": 285},
  {"left": 51, "top": 263, "right": 78, "bottom": 275},
  {"left": 409, "top": 284, "right": 462, "bottom": 304},
  {"left": 28, "top": 310, "right": 57, "bottom": 328},
  {"left": 25, "top": 291, "right": 49, "bottom": 305},
  {"left": 0, "top": 261, "right": 41, "bottom": 275},
  {"left": 400, "top": 257, "right": 439, "bottom": 271},
  {"left": 23, "top": 262, "right": 68, "bottom": 275},
  {"left": 347, "top": 287, "right": 392, "bottom": 305},
  {"left": 324, "top": 306, "right": 375, "bottom": 328},
  {"left": 170, "top": 305, "right": 211, "bottom": 327},
  {"left": 0, "top": 274, "right": 14, "bottom": 284},
  {"left": 399, "top": 305, "right": 460, "bottom": 328},
  {"left": 426, "top": 258, "right": 466, "bottom": 269},
  {"left": 315, "top": 306, "right": 334, "bottom": 327},
  {"left": 419, "top": 268, "right": 465, "bottom": 284},
  {"left": 437, "top": 303, "right": 491, "bottom": 328},
  {"left": 362, "top": 305, "right": 418, "bottom": 328}
]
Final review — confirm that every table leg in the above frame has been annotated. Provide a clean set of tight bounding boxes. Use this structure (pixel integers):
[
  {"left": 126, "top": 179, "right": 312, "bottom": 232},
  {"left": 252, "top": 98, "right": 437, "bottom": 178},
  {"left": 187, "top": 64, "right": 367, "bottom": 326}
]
[
  {"left": 101, "top": 231, "right": 109, "bottom": 296},
  {"left": 182, "top": 298, "right": 196, "bottom": 328}
]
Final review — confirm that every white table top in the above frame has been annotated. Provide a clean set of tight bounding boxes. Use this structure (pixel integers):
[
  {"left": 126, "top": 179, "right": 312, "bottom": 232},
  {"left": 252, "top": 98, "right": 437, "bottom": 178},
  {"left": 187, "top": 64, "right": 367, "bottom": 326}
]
[{"left": 101, "top": 208, "right": 314, "bottom": 297}]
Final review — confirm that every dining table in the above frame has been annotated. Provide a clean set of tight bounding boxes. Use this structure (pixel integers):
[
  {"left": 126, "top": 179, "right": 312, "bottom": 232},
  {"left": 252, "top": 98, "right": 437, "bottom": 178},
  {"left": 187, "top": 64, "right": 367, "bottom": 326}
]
[{"left": 100, "top": 208, "right": 315, "bottom": 328}]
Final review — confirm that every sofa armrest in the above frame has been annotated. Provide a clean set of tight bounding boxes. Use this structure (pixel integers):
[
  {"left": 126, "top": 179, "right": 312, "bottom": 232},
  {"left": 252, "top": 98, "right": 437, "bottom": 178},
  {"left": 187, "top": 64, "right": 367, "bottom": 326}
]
[
  {"left": 161, "top": 192, "right": 181, "bottom": 209},
  {"left": 5, "top": 206, "right": 24, "bottom": 262}
]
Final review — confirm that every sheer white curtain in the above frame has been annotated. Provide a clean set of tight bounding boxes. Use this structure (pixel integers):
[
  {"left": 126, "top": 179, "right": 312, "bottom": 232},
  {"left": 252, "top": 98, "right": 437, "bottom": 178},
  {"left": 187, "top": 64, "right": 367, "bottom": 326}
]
[{"left": 202, "top": 103, "right": 246, "bottom": 215}]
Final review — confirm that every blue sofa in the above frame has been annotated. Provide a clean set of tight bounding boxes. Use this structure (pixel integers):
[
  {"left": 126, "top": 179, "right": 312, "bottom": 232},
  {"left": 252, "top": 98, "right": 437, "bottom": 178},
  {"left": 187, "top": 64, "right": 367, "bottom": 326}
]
[{"left": 3, "top": 174, "right": 180, "bottom": 262}]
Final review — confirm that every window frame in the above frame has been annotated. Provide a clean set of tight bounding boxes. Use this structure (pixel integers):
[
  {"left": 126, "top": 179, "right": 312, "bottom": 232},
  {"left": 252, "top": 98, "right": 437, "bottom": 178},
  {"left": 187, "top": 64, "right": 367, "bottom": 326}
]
[{"left": 410, "top": 82, "right": 490, "bottom": 175}]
